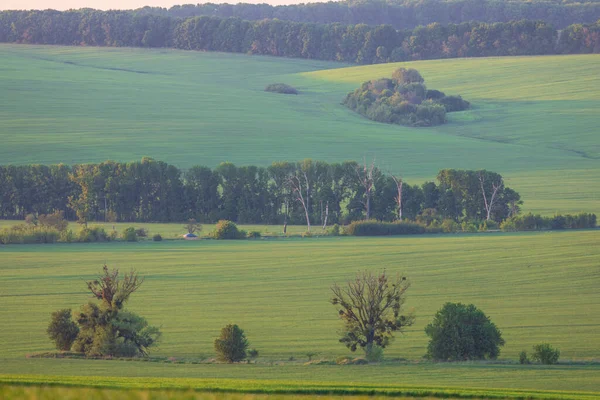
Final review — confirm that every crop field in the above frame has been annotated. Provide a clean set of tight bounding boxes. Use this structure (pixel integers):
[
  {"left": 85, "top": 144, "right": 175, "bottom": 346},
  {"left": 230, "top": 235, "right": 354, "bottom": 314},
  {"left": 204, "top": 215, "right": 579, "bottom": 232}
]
[
  {"left": 0, "top": 45, "right": 599, "bottom": 215},
  {"left": 1, "top": 231, "right": 599, "bottom": 396}
]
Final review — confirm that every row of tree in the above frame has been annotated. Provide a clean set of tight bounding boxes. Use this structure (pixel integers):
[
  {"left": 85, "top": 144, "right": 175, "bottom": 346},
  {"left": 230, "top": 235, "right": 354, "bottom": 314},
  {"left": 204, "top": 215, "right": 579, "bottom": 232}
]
[
  {"left": 0, "top": 158, "right": 521, "bottom": 226},
  {"left": 1, "top": 10, "right": 598, "bottom": 64},
  {"left": 135, "top": 0, "right": 600, "bottom": 31}
]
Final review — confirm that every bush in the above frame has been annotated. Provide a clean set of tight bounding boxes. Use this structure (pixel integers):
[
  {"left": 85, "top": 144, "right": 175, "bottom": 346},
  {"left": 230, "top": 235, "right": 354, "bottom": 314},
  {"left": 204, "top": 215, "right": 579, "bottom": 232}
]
[
  {"left": 345, "top": 220, "right": 426, "bottom": 236},
  {"left": 122, "top": 227, "right": 138, "bottom": 242},
  {"left": 212, "top": 220, "right": 245, "bottom": 239},
  {"left": 38, "top": 210, "right": 68, "bottom": 231},
  {"left": 365, "top": 344, "right": 384, "bottom": 362},
  {"left": 501, "top": 213, "right": 596, "bottom": 231},
  {"left": 135, "top": 228, "right": 148, "bottom": 238},
  {"left": 152, "top": 233, "right": 163, "bottom": 241},
  {"left": 248, "top": 348, "right": 259, "bottom": 360},
  {"left": 77, "top": 226, "right": 110, "bottom": 243},
  {"left": 214, "top": 324, "right": 249, "bottom": 363},
  {"left": 441, "top": 219, "right": 460, "bottom": 233},
  {"left": 302, "top": 231, "right": 312, "bottom": 238},
  {"left": 265, "top": 83, "right": 298, "bottom": 94},
  {"left": 247, "top": 231, "right": 261, "bottom": 239},
  {"left": 531, "top": 343, "right": 560, "bottom": 364},
  {"left": 47, "top": 309, "right": 79, "bottom": 351},
  {"left": 519, "top": 350, "right": 530, "bottom": 364},
  {"left": 425, "top": 302, "right": 505, "bottom": 361},
  {"left": 0, "top": 225, "right": 61, "bottom": 244},
  {"left": 327, "top": 223, "right": 341, "bottom": 236}
]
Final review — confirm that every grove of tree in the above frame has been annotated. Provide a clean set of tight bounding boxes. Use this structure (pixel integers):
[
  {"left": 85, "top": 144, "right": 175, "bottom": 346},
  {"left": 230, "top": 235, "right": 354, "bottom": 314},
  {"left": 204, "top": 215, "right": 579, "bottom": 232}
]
[
  {"left": 0, "top": 159, "right": 522, "bottom": 227},
  {"left": 344, "top": 68, "right": 469, "bottom": 126}
]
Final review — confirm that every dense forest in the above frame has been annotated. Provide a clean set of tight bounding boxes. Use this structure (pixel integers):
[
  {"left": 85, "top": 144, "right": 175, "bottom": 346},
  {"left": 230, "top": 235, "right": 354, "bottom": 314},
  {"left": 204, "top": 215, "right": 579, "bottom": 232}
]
[
  {"left": 0, "top": 158, "right": 522, "bottom": 226},
  {"left": 344, "top": 67, "right": 470, "bottom": 126},
  {"left": 0, "top": 10, "right": 598, "bottom": 64},
  {"left": 136, "top": 0, "right": 600, "bottom": 30}
]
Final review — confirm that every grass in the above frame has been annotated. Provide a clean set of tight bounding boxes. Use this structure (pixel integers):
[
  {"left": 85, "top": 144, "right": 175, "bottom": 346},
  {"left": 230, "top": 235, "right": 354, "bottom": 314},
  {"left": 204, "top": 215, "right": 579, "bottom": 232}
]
[
  {"left": 0, "top": 45, "right": 598, "bottom": 215},
  {"left": 0, "top": 231, "right": 599, "bottom": 395},
  {"left": 1, "top": 375, "right": 599, "bottom": 399}
]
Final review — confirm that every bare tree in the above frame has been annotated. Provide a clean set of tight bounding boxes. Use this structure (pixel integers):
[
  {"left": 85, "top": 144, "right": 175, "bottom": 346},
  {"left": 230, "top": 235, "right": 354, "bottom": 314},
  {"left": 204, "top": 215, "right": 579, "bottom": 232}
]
[
  {"left": 355, "top": 158, "right": 376, "bottom": 220},
  {"left": 185, "top": 218, "right": 201, "bottom": 235},
  {"left": 330, "top": 270, "right": 414, "bottom": 354},
  {"left": 86, "top": 265, "right": 144, "bottom": 310},
  {"left": 390, "top": 173, "right": 403, "bottom": 221},
  {"left": 322, "top": 200, "right": 329, "bottom": 230},
  {"left": 288, "top": 170, "right": 311, "bottom": 232},
  {"left": 478, "top": 171, "right": 503, "bottom": 221}
]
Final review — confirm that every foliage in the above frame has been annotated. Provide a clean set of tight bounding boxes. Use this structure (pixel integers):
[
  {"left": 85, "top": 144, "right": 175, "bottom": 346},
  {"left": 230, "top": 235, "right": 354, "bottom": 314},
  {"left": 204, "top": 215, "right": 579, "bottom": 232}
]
[
  {"left": 519, "top": 350, "right": 531, "bottom": 364},
  {"left": 212, "top": 220, "right": 245, "bottom": 239},
  {"left": 344, "top": 68, "right": 468, "bottom": 127},
  {"left": 265, "top": 83, "right": 298, "bottom": 95},
  {"left": 425, "top": 302, "right": 505, "bottom": 361},
  {"left": 331, "top": 270, "right": 414, "bottom": 353},
  {"left": 46, "top": 309, "right": 79, "bottom": 351},
  {"left": 37, "top": 210, "right": 68, "bottom": 231},
  {"left": 185, "top": 219, "right": 201, "bottom": 235},
  {"left": 247, "top": 231, "right": 261, "bottom": 239},
  {"left": 365, "top": 344, "right": 384, "bottom": 362},
  {"left": 77, "top": 226, "right": 110, "bottom": 243},
  {"left": 531, "top": 343, "right": 560, "bottom": 365},
  {"left": 72, "top": 266, "right": 159, "bottom": 357},
  {"left": 214, "top": 324, "right": 249, "bottom": 363},
  {"left": 152, "top": 233, "right": 163, "bottom": 241},
  {"left": 122, "top": 227, "right": 138, "bottom": 242},
  {"left": 345, "top": 220, "right": 426, "bottom": 236},
  {"left": 0, "top": 224, "right": 60, "bottom": 244},
  {"left": 501, "top": 212, "right": 596, "bottom": 231},
  {"left": 1, "top": 10, "right": 596, "bottom": 65},
  {"left": 134, "top": 228, "right": 148, "bottom": 238},
  {"left": 247, "top": 348, "right": 259, "bottom": 360}
]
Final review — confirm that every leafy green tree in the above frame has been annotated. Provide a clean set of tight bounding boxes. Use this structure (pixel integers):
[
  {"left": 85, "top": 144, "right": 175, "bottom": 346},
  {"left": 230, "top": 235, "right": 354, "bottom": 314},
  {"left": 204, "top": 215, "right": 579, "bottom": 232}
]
[
  {"left": 214, "top": 324, "right": 249, "bottom": 363},
  {"left": 47, "top": 309, "right": 79, "bottom": 351},
  {"left": 330, "top": 270, "right": 414, "bottom": 355},
  {"left": 72, "top": 265, "right": 160, "bottom": 357},
  {"left": 425, "top": 302, "right": 505, "bottom": 361},
  {"left": 531, "top": 343, "right": 560, "bottom": 364}
]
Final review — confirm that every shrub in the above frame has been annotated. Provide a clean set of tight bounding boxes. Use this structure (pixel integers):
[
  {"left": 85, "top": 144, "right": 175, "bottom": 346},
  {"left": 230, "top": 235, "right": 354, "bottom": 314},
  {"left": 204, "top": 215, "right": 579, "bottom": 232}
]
[
  {"left": 135, "top": 228, "right": 148, "bottom": 238},
  {"left": 441, "top": 219, "right": 460, "bottom": 233},
  {"left": 77, "top": 226, "right": 110, "bottom": 243},
  {"left": 247, "top": 231, "right": 261, "bottom": 239},
  {"left": 302, "top": 231, "right": 312, "bottom": 238},
  {"left": 0, "top": 225, "right": 60, "bottom": 244},
  {"left": 248, "top": 348, "right": 259, "bottom": 360},
  {"left": 327, "top": 223, "right": 341, "bottom": 236},
  {"left": 425, "top": 302, "right": 505, "bottom": 361},
  {"left": 38, "top": 210, "right": 68, "bottom": 231},
  {"left": 501, "top": 213, "right": 596, "bottom": 231},
  {"left": 214, "top": 324, "right": 249, "bottom": 363},
  {"left": 345, "top": 220, "right": 426, "bottom": 236},
  {"left": 122, "top": 227, "right": 138, "bottom": 242},
  {"left": 365, "top": 344, "right": 384, "bottom": 362},
  {"left": 212, "top": 220, "right": 245, "bottom": 239},
  {"left": 519, "top": 350, "right": 531, "bottom": 364},
  {"left": 152, "top": 233, "right": 163, "bottom": 241},
  {"left": 47, "top": 309, "right": 79, "bottom": 351},
  {"left": 461, "top": 221, "right": 478, "bottom": 232},
  {"left": 531, "top": 343, "right": 560, "bottom": 364},
  {"left": 265, "top": 83, "right": 298, "bottom": 94}
]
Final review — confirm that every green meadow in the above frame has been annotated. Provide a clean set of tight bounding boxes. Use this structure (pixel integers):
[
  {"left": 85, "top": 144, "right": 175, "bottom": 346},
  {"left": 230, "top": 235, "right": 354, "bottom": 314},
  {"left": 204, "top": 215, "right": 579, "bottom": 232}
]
[
  {"left": 1, "top": 231, "right": 599, "bottom": 396},
  {"left": 0, "top": 45, "right": 598, "bottom": 215}
]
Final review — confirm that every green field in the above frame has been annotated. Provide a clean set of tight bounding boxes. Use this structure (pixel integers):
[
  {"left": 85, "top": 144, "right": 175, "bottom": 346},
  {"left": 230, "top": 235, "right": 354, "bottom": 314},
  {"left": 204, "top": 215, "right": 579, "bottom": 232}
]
[
  {"left": 1, "top": 232, "right": 599, "bottom": 396},
  {"left": 0, "top": 44, "right": 598, "bottom": 215}
]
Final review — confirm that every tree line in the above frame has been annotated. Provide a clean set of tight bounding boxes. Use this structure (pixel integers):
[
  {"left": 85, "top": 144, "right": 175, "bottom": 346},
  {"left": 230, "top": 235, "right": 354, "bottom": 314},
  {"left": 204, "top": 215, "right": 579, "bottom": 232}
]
[
  {"left": 0, "top": 158, "right": 522, "bottom": 226},
  {"left": 135, "top": 0, "right": 600, "bottom": 31},
  {"left": 1, "top": 10, "right": 598, "bottom": 64}
]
